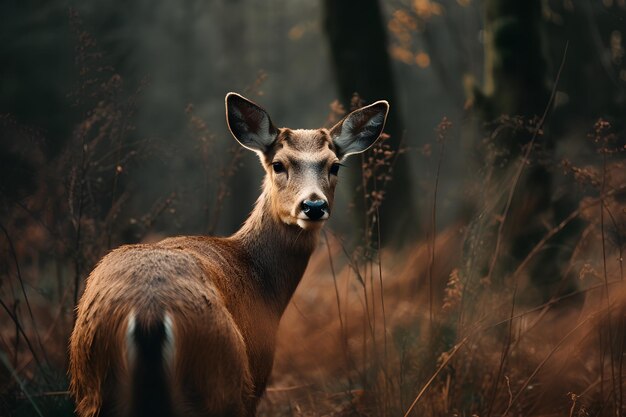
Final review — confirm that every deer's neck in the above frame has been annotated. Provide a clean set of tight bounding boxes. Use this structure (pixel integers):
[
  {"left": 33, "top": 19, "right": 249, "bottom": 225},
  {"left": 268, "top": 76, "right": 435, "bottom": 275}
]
[{"left": 231, "top": 181, "right": 318, "bottom": 314}]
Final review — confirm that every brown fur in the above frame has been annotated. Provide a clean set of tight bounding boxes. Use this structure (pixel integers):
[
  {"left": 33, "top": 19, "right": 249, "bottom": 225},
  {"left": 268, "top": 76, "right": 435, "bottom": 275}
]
[{"left": 69, "top": 93, "right": 388, "bottom": 417}]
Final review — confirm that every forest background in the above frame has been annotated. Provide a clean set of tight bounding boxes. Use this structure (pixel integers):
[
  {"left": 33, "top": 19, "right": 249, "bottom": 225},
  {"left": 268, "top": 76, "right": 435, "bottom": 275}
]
[{"left": 1, "top": 1, "right": 626, "bottom": 416}]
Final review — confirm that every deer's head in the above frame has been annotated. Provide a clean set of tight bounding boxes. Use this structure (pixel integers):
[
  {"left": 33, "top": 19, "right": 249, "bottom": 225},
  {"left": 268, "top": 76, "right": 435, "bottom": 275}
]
[{"left": 226, "top": 93, "right": 389, "bottom": 231}]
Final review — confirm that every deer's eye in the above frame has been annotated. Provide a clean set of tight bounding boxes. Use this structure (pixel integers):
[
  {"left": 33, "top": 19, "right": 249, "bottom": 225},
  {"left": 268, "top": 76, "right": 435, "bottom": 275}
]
[
  {"left": 330, "top": 163, "right": 341, "bottom": 176},
  {"left": 272, "top": 161, "right": 286, "bottom": 174}
]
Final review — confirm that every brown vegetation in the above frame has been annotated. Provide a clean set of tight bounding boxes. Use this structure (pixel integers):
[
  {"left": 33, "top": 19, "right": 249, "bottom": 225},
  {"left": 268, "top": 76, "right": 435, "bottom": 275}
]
[{"left": 1, "top": 8, "right": 626, "bottom": 417}]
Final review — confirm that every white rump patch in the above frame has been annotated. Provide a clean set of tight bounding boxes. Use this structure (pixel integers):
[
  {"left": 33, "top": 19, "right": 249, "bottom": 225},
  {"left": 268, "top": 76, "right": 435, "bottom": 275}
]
[
  {"left": 162, "top": 312, "right": 175, "bottom": 371},
  {"left": 125, "top": 310, "right": 175, "bottom": 372},
  {"left": 125, "top": 311, "right": 137, "bottom": 368}
]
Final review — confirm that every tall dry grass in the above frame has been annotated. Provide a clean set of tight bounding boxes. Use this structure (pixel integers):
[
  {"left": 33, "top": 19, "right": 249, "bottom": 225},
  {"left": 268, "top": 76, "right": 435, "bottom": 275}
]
[{"left": 256, "top": 118, "right": 626, "bottom": 417}]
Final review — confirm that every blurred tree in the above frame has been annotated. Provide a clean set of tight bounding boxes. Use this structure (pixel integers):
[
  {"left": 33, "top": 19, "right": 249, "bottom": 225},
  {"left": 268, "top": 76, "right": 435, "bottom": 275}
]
[
  {"left": 323, "top": 0, "right": 418, "bottom": 246},
  {"left": 541, "top": 1, "right": 626, "bottom": 298},
  {"left": 545, "top": 1, "right": 626, "bottom": 133},
  {"left": 0, "top": 0, "right": 74, "bottom": 199},
  {"left": 472, "top": 0, "right": 581, "bottom": 300},
  {"left": 478, "top": 1, "right": 550, "bottom": 119}
]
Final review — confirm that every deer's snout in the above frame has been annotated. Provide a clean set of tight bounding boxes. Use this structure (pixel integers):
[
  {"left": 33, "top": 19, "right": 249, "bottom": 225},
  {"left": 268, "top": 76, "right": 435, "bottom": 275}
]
[{"left": 301, "top": 199, "right": 329, "bottom": 221}]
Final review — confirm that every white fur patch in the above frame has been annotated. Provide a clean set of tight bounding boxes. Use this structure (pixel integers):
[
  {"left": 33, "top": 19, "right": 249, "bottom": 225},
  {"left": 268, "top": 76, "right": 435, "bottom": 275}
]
[
  {"left": 335, "top": 114, "right": 384, "bottom": 156},
  {"left": 296, "top": 218, "right": 328, "bottom": 230},
  {"left": 125, "top": 311, "right": 137, "bottom": 368},
  {"left": 162, "top": 312, "right": 175, "bottom": 371},
  {"left": 126, "top": 310, "right": 175, "bottom": 372},
  {"left": 356, "top": 112, "right": 384, "bottom": 139}
]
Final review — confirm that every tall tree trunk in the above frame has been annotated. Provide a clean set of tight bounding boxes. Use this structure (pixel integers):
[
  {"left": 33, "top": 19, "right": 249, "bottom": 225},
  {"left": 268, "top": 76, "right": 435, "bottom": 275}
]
[
  {"left": 474, "top": 0, "right": 582, "bottom": 301},
  {"left": 323, "top": 0, "right": 418, "bottom": 247},
  {"left": 481, "top": 1, "right": 549, "bottom": 119}
]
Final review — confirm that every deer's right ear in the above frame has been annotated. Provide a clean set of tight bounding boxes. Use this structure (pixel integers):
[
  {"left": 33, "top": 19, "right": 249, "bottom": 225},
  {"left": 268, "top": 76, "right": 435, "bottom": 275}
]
[{"left": 226, "top": 93, "right": 278, "bottom": 153}]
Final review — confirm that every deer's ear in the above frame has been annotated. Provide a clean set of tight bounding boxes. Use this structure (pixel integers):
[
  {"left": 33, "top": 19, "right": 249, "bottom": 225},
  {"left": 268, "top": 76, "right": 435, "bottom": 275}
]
[
  {"left": 329, "top": 100, "right": 389, "bottom": 160},
  {"left": 226, "top": 93, "right": 278, "bottom": 153}
]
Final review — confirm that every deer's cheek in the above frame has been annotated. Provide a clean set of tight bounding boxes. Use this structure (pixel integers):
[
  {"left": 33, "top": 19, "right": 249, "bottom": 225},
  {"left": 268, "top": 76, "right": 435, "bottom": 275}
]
[
  {"left": 321, "top": 180, "right": 336, "bottom": 199},
  {"left": 269, "top": 194, "right": 290, "bottom": 222},
  {"left": 273, "top": 174, "right": 288, "bottom": 186}
]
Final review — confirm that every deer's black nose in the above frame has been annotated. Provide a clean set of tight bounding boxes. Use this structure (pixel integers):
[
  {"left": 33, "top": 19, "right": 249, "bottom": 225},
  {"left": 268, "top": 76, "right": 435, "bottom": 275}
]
[{"left": 301, "top": 199, "right": 328, "bottom": 221}]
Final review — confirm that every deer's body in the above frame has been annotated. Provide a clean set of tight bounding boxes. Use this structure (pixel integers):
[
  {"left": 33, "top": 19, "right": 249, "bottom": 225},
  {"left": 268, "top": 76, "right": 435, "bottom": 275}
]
[{"left": 70, "top": 94, "right": 388, "bottom": 417}]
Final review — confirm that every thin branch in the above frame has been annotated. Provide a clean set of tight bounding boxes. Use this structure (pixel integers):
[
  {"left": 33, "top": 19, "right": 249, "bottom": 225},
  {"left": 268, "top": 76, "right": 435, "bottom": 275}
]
[
  {"left": 0, "top": 351, "right": 44, "bottom": 417},
  {"left": 0, "top": 223, "right": 50, "bottom": 373},
  {"left": 403, "top": 337, "right": 469, "bottom": 417}
]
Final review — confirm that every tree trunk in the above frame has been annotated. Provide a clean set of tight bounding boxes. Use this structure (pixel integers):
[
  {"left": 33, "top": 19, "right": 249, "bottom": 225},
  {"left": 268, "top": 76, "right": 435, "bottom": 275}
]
[
  {"left": 323, "top": 0, "right": 418, "bottom": 247},
  {"left": 481, "top": 1, "right": 549, "bottom": 119},
  {"left": 474, "top": 0, "right": 583, "bottom": 302}
]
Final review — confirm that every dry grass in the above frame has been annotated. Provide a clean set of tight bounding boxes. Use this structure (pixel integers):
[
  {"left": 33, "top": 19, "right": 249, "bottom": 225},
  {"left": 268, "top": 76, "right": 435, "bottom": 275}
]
[
  {"left": 2, "top": 104, "right": 626, "bottom": 417},
  {"left": 2, "top": 103, "right": 625, "bottom": 417},
  {"left": 256, "top": 114, "right": 626, "bottom": 416},
  {"left": 257, "top": 228, "right": 625, "bottom": 416}
]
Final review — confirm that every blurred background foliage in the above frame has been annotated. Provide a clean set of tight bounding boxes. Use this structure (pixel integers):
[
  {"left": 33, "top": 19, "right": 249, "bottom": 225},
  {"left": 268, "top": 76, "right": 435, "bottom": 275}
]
[{"left": 1, "top": 0, "right": 625, "bottom": 237}]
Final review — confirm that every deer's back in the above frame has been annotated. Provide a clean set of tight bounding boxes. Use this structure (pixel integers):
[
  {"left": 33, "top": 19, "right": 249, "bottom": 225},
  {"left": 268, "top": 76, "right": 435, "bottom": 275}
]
[
  {"left": 70, "top": 238, "right": 272, "bottom": 416},
  {"left": 157, "top": 236, "right": 281, "bottom": 396}
]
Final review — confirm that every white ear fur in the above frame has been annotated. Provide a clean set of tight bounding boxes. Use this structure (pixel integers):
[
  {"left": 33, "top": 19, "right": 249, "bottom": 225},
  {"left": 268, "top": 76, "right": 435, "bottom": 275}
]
[
  {"left": 330, "top": 100, "right": 389, "bottom": 159},
  {"left": 225, "top": 92, "right": 277, "bottom": 153}
]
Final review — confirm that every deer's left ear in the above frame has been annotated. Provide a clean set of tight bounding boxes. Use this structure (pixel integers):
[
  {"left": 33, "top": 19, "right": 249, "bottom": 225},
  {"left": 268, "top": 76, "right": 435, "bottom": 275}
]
[
  {"left": 226, "top": 92, "right": 278, "bottom": 153},
  {"left": 329, "top": 100, "right": 389, "bottom": 160}
]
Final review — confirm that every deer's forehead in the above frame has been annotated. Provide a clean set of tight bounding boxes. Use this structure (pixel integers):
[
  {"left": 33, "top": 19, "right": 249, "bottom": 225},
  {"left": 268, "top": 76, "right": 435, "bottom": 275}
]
[{"left": 274, "top": 128, "right": 336, "bottom": 154}]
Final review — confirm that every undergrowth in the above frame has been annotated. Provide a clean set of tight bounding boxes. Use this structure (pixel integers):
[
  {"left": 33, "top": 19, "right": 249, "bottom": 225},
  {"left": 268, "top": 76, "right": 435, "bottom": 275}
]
[{"left": 259, "top": 116, "right": 626, "bottom": 417}]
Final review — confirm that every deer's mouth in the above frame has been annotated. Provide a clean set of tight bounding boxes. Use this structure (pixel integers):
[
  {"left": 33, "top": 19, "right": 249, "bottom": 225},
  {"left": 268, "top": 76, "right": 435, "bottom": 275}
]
[{"left": 296, "top": 218, "right": 327, "bottom": 230}]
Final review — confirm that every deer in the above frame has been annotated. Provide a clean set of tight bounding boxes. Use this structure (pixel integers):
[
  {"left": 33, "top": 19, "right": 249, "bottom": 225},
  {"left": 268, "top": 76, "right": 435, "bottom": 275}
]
[{"left": 69, "top": 92, "right": 389, "bottom": 417}]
